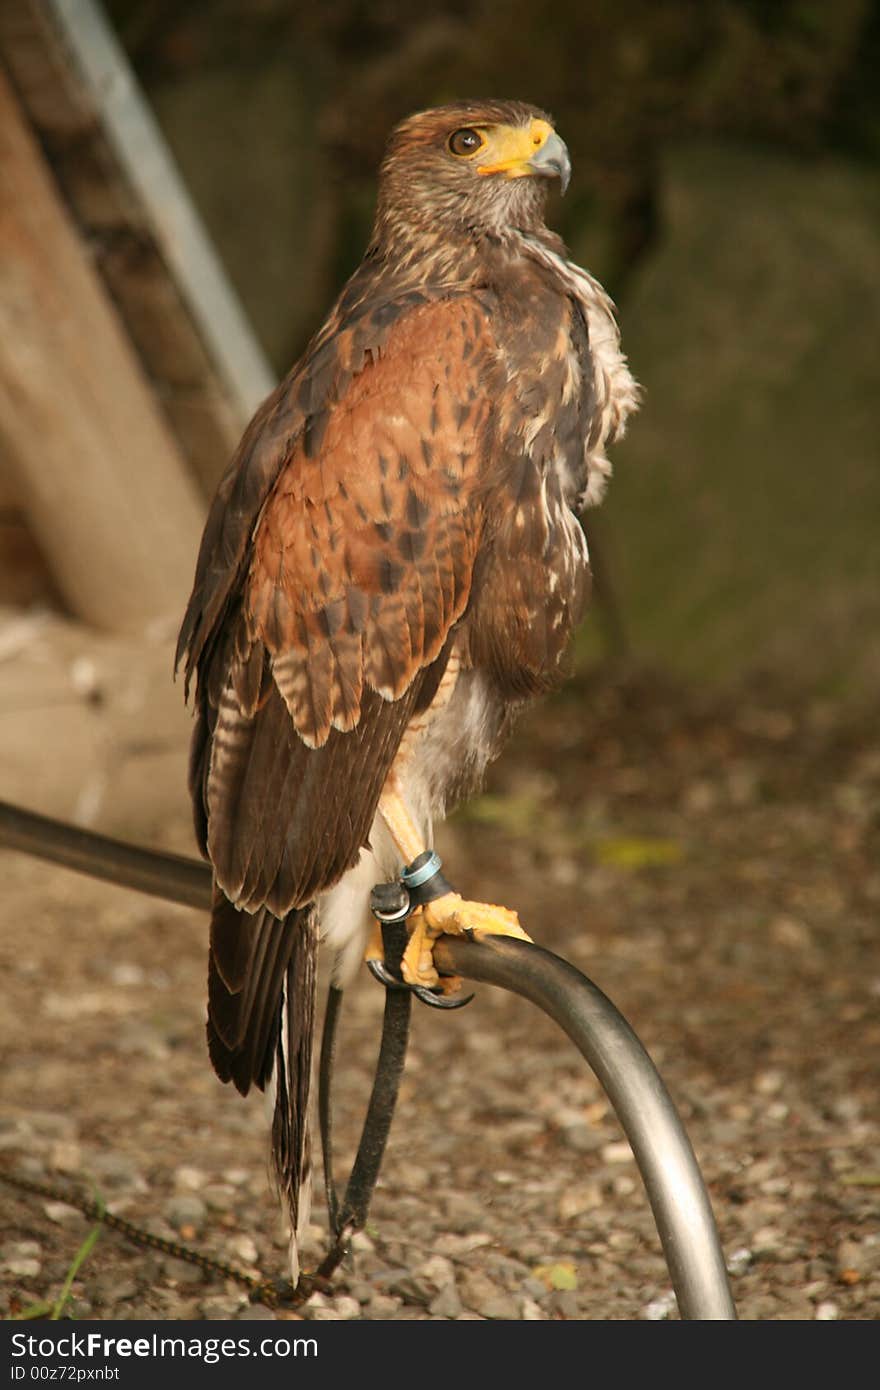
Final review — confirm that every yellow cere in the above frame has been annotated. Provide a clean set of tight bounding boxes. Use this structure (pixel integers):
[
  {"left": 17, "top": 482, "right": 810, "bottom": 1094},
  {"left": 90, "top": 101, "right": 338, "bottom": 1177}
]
[{"left": 477, "top": 118, "right": 553, "bottom": 179}]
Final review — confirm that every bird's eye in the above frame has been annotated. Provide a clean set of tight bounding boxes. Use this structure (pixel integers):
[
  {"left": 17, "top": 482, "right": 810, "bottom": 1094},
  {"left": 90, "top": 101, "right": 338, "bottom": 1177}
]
[{"left": 448, "top": 127, "right": 484, "bottom": 158}]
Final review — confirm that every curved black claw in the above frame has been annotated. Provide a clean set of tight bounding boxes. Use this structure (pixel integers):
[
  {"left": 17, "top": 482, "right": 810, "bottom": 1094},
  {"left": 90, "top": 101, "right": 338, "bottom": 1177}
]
[
  {"left": 413, "top": 982, "right": 474, "bottom": 1010},
  {"left": 367, "top": 958, "right": 473, "bottom": 1009},
  {"left": 367, "top": 958, "right": 407, "bottom": 990}
]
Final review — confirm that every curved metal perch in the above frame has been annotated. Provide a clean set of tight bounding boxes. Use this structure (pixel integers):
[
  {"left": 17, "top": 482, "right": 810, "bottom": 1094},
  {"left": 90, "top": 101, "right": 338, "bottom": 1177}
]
[
  {"left": 0, "top": 797, "right": 735, "bottom": 1318},
  {"left": 435, "top": 934, "right": 736, "bottom": 1319},
  {"left": 0, "top": 799, "right": 208, "bottom": 908}
]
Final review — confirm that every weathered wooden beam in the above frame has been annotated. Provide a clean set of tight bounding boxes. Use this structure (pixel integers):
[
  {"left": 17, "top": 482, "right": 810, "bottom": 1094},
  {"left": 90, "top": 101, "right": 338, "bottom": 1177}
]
[
  {"left": 1, "top": 0, "right": 276, "bottom": 494},
  {"left": 0, "top": 68, "right": 205, "bottom": 632}
]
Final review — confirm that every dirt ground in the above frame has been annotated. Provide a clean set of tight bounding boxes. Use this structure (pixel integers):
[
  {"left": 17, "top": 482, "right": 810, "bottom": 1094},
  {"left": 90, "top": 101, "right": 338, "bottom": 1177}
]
[{"left": 1, "top": 625, "right": 878, "bottom": 1321}]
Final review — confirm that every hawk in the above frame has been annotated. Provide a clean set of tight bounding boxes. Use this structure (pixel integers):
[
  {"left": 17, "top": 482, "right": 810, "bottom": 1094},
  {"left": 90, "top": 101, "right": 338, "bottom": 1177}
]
[{"left": 177, "top": 99, "right": 638, "bottom": 1278}]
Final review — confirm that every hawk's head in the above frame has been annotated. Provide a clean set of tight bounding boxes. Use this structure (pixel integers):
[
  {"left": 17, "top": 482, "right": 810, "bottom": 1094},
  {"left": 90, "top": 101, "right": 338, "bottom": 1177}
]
[{"left": 373, "top": 99, "right": 570, "bottom": 248}]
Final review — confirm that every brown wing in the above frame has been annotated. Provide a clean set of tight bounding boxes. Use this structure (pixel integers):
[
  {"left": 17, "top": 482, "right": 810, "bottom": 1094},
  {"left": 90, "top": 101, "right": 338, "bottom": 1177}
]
[
  {"left": 181, "top": 296, "right": 502, "bottom": 918},
  {"left": 465, "top": 462, "right": 590, "bottom": 698}
]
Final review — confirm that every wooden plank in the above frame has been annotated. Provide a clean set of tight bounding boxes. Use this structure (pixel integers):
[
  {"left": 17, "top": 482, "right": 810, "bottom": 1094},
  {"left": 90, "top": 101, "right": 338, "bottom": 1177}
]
[
  {"left": 47, "top": 0, "right": 274, "bottom": 399},
  {"left": 0, "top": 0, "right": 276, "bottom": 493},
  {"left": 0, "top": 512, "right": 58, "bottom": 609},
  {"left": 0, "top": 69, "right": 205, "bottom": 632}
]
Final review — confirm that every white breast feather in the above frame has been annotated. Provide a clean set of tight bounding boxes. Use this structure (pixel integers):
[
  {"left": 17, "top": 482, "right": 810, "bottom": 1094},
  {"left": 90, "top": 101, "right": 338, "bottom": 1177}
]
[{"left": 522, "top": 236, "right": 640, "bottom": 507}]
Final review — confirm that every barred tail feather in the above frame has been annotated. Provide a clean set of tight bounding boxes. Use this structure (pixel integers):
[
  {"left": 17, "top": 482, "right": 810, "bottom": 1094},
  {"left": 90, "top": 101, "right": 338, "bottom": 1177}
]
[
  {"left": 271, "top": 912, "right": 318, "bottom": 1285},
  {"left": 206, "top": 893, "right": 318, "bottom": 1284}
]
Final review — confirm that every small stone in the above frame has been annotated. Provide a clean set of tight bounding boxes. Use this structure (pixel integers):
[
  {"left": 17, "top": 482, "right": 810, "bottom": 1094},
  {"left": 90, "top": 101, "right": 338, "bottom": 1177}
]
[
  {"left": 2, "top": 1257, "right": 41, "bottom": 1278},
  {"left": 558, "top": 1183, "right": 602, "bottom": 1220},
  {"left": 223, "top": 1168, "right": 250, "bottom": 1187},
  {"left": 441, "top": 1192, "right": 486, "bottom": 1227},
  {"left": 643, "top": 1290, "right": 677, "bottom": 1320},
  {"left": 726, "top": 1247, "right": 753, "bottom": 1277},
  {"left": 829, "top": 1092, "right": 862, "bottom": 1122},
  {"left": 49, "top": 1140, "right": 82, "bottom": 1173},
  {"left": 201, "top": 1293, "right": 248, "bottom": 1319},
  {"left": 769, "top": 916, "right": 813, "bottom": 950},
  {"left": 815, "top": 1301, "right": 840, "bottom": 1320},
  {"left": 69, "top": 656, "right": 100, "bottom": 698},
  {"left": 835, "top": 1239, "right": 865, "bottom": 1279},
  {"left": 43, "top": 1201, "right": 82, "bottom": 1226},
  {"left": 346, "top": 1280, "right": 373, "bottom": 1305},
  {"left": 91, "top": 1273, "right": 137, "bottom": 1305},
  {"left": 117, "top": 1022, "right": 172, "bottom": 1060},
  {"left": 237, "top": 1304, "right": 276, "bottom": 1320},
  {"left": 162, "top": 1257, "right": 205, "bottom": 1286},
  {"left": 741, "top": 1157, "right": 777, "bottom": 1186},
  {"left": 754, "top": 1070, "right": 785, "bottom": 1096},
  {"left": 174, "top": 1165, "right": 207, "bottom": 1191},
  {"left": 202, "top": 1184, "right": 237, "bottom": 1211},
  {"left": 561, "top": 1123, "right": 603, "bottom": 1153},
  {"left": 522, "top": 1277, "right": 552, "bottom": 1302},
  {"left": 333, "top": 1295, "right": 362, "bottom": 1320},
  {"left": 752, "top": 1226, "right": 782, "bottom": 1254},
  {"left": 433, "top": 1232, "right": 493, "bottom": 1257},
  {"left": 683, "top": 780, "right": 717, "bottom": 814},
  {"left": 367, "top": 1293, "right": 402, "bottom": 1317},
  {"left": 1, "top": 1239, "right": 41, "bottom": 1261},
  {"left": 486, "top": 1253, "right": 531, "bottom": 1287},
  {"left": 109, "top": 963, "right": 145, "bottom": 987},
  {"left": 387, "top": 1273, "right": 432, "bottom": 1305},
  {"left": 416, "top": 1254, "right": 456, "bottom": 1288},
  {"left": 90, "top": 1153, "right": 147, "bottom": 1192},
  {"left": 350, "top": 1230, "right": 375, "bottom": 1253},
  {"left": 27, "top": 1113, "right": 78, "bottom": 1141},
  {"left": 460, "top": 1272, "right": 512, "bottom": 1319},
  {"left": 550, "top": 1289, "right": 579, "bottom": 1318},
  {"left": 601, "top": 1141, "right": 633, "bottom": 1164},
  {"left": 111, "top": 1278, "right": 138, "bottom": 1303},
  {"left": 225, "top": 1234, "right": 259, "bottom": 1266},
  {"left": 608, "top": 1231, "right": 636, "bottom": 1251},
  {"left": 520, "top": 1296, "right": 545, "bottom": 1320},
  {"left": 0, "top": 1122, "right": 28, "bottom": 1152},
  {"left": 726, "top": 764, "right": 759, "bottom": 806},
  {"left": 165, "top": 1194, "right": 207, "bottom": 1232},
  {"left": 429, "top": 1283, "right": 463, "bottom": 1319}
]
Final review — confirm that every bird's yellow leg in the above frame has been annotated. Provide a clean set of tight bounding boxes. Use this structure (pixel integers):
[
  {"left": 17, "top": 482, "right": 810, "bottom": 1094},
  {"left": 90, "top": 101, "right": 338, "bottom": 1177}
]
[
  {"left": 363, "top": 917, "right": 385, "bottom": 964},
  {"left": 377, "top": 777, "right": 531, "bottom": 991}
]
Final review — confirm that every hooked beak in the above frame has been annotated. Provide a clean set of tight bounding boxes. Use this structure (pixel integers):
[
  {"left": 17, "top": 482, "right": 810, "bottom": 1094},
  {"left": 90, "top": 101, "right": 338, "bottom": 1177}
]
[
  {"left": 477, "top": 119, "right": 572, "bottom": 195},
  {"left": 526, "top": 129, "right": 571, "bottom": 194}
]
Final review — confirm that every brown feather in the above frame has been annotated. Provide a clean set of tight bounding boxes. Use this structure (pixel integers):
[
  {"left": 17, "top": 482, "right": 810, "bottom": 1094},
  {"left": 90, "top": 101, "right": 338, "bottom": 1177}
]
[{"left": 244, "top": 300, "right": 495, "bottom": 747}]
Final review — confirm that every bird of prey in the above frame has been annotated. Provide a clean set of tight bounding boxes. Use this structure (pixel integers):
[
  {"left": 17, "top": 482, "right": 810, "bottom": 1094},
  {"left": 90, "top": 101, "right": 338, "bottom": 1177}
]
[{"left": 177, "top": 98, "right": 638, "bottom": 1280}]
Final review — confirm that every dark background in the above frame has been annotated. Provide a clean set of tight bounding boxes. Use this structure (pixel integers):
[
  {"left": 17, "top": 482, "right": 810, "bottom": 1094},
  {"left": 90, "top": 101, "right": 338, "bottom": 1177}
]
[{"left": 105, "top": 0, "right": 880, "bottom": 697}]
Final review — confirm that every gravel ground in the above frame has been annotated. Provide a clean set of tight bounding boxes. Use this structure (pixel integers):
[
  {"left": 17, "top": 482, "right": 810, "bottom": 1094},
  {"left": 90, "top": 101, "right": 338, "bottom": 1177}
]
[{"left": 1, "top": 663, "right": 878, "bottom": 1321}]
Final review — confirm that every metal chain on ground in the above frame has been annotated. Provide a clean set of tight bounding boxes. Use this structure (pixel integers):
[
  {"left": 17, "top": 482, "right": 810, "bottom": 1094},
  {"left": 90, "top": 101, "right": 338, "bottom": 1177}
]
[{"left": 0, "top": 1168, "right": 317, "bottom": 1310}]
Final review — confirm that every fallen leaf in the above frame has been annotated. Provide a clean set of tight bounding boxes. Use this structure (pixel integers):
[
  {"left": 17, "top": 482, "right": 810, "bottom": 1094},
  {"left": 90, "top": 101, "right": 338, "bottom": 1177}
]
[
  {"left": 532, "top": 1261, "right": 578, "bottom": 1291},
  {"left": 594, "top": 836, "right": 683, "bottom": 869}
]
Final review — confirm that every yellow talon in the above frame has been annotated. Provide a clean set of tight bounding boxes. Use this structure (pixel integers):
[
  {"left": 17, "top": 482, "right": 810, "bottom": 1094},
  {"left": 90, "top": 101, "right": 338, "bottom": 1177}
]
[
  {"left": 424, "top": 891, "right": 529, "bottom": 942},
  {"left": 401, "top": 891, "right": 531, "bottom": 990}
]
